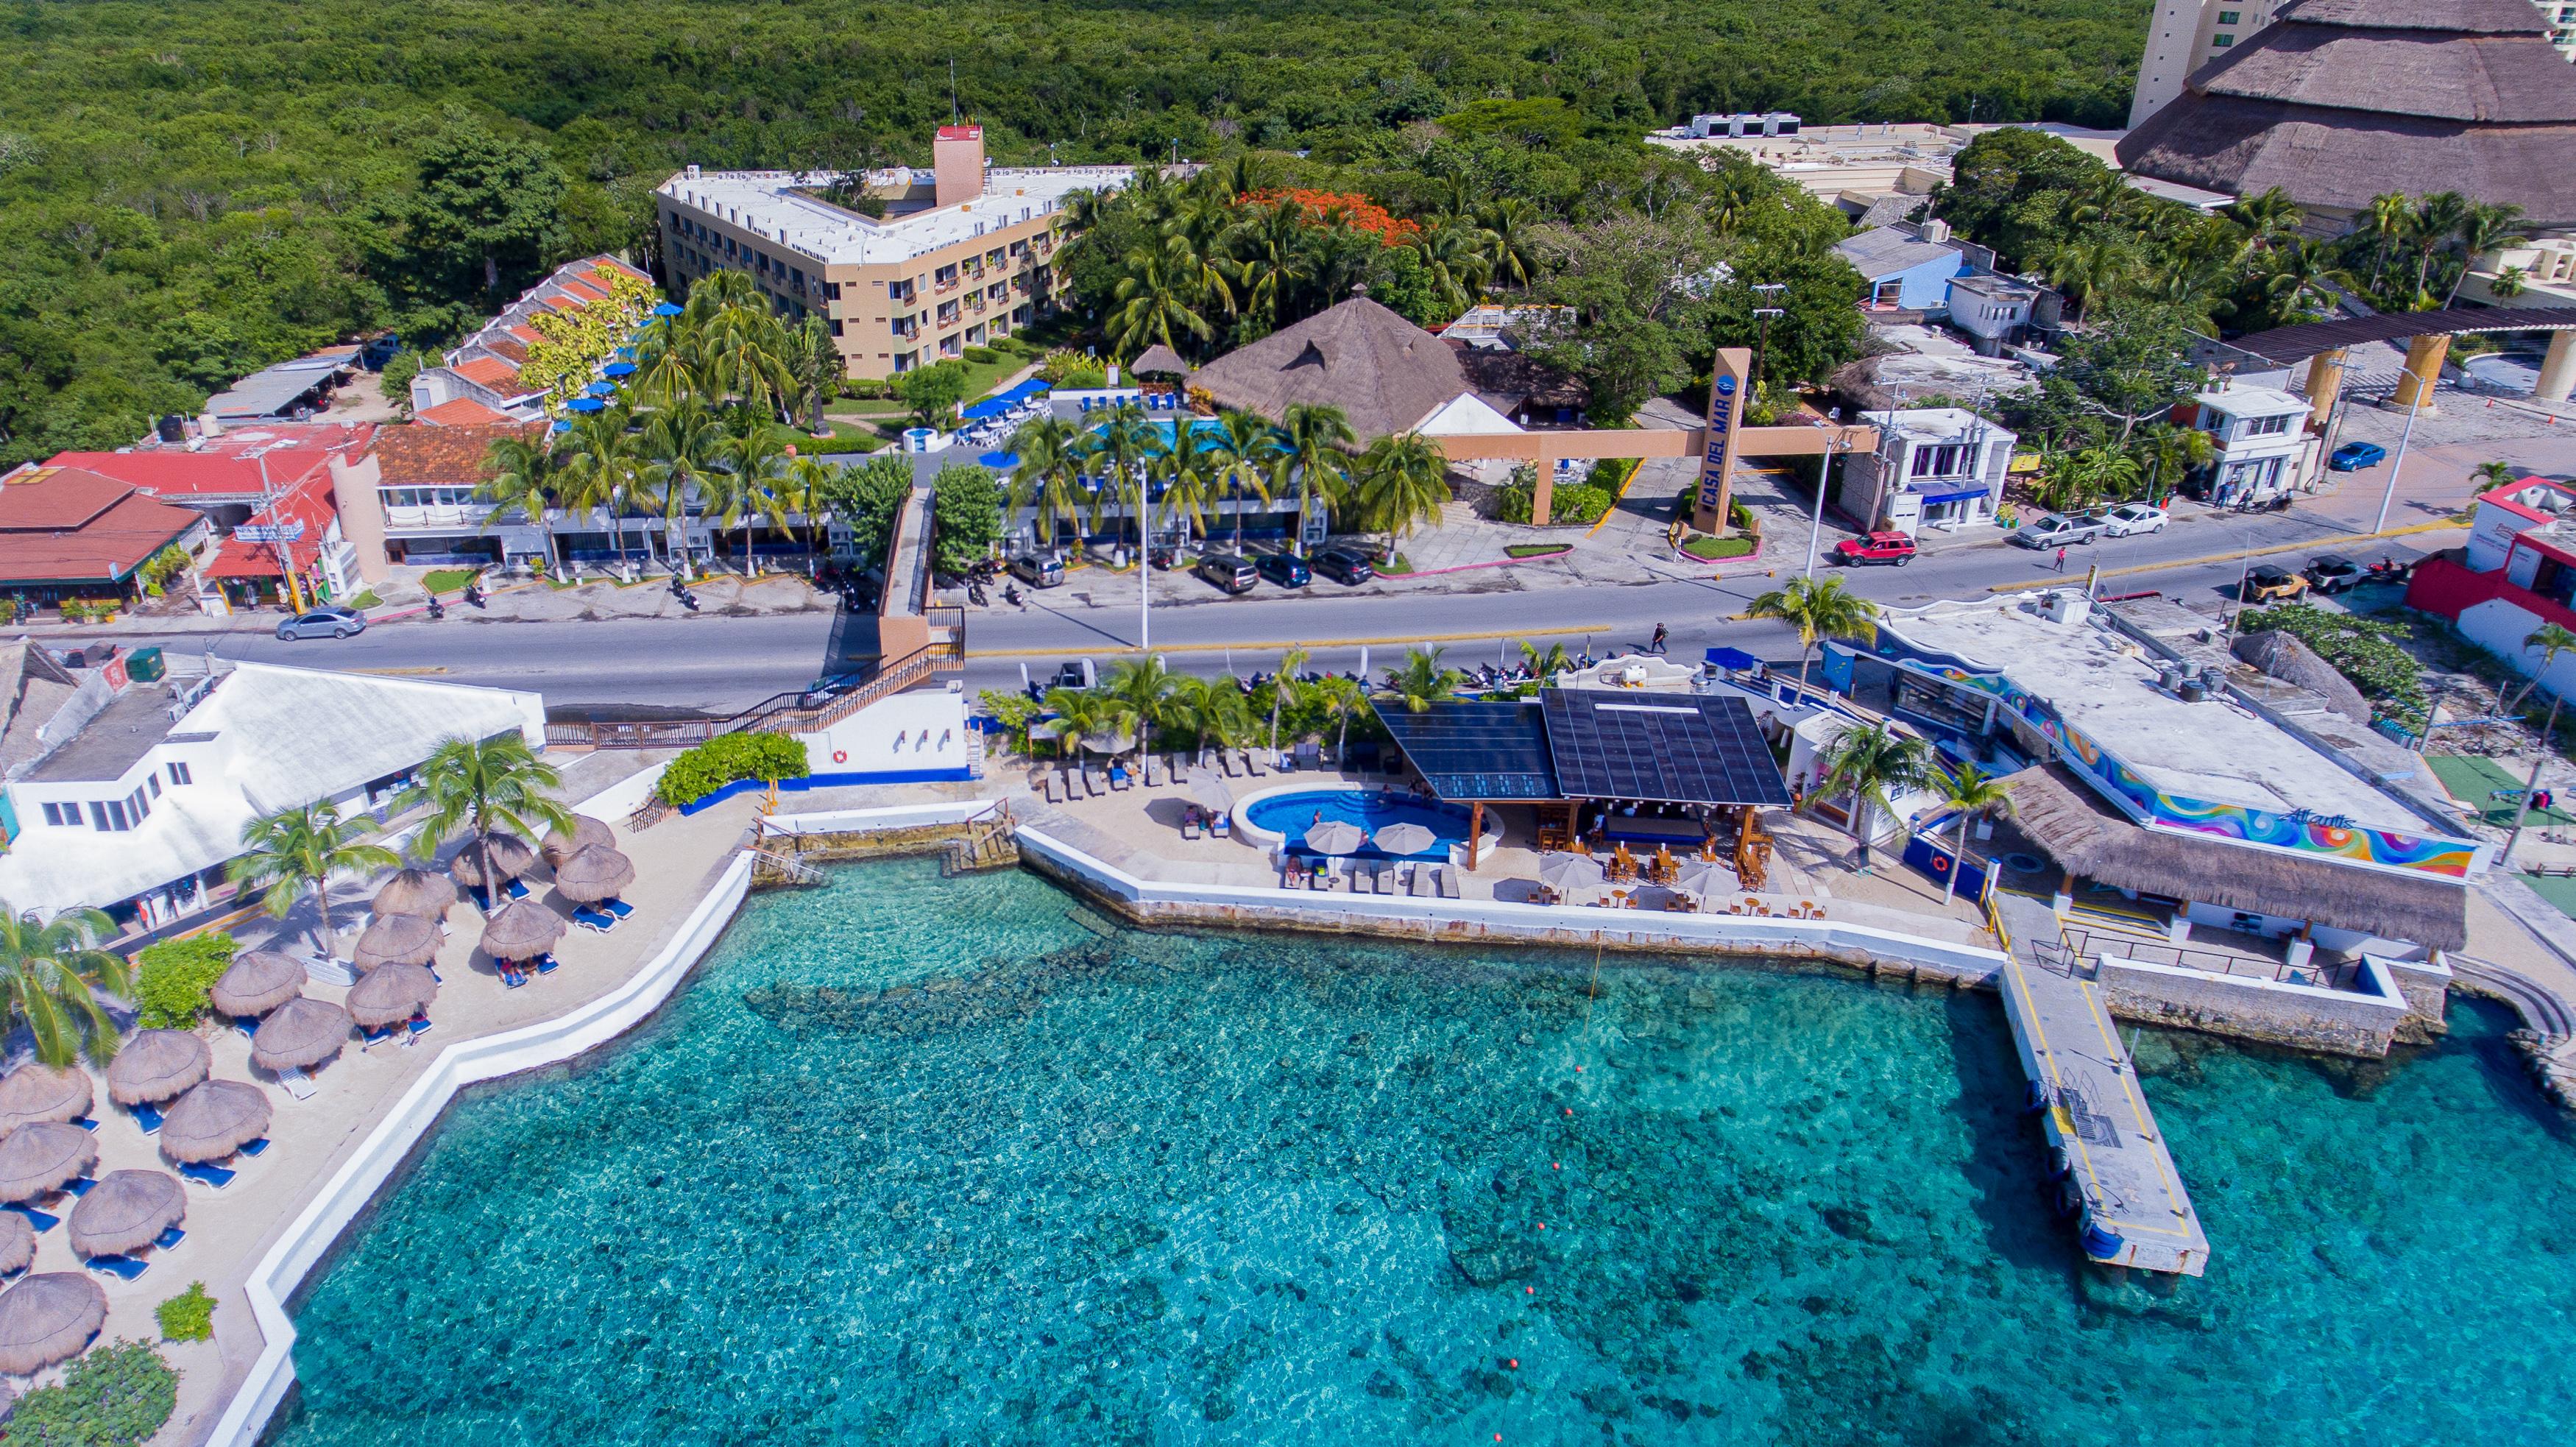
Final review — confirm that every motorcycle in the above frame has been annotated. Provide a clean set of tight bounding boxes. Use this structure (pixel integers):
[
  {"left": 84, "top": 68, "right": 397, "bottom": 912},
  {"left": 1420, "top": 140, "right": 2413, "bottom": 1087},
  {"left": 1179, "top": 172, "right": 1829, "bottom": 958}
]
[
  {"left": 425, "top": 593, "right": 445, "bottom": 621},
  {"left": 968, "top": 581, "right": 989, "bottom": 607},
  {"left": 1003, "top": 584, "right": 1025, "bottom": 610},
  {"left": 2366, "top": 556, "right": 2415, "bottom": 584},
  {"left": 464, "top": 579, "right": 487, "bottom": 609}
]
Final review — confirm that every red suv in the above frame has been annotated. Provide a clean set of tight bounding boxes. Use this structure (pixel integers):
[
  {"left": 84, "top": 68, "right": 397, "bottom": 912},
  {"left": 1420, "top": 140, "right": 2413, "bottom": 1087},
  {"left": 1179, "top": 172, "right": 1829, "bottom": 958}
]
[{"left": 1833, "top": 530, "right": 1917, "bottom": 567}]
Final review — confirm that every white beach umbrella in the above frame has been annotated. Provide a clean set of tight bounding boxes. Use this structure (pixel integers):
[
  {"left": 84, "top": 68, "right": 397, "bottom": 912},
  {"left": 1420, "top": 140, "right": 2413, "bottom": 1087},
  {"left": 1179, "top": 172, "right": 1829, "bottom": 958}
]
[
  {"left": 1371, "top": 822, "right": 1437, "bottom": 856},
  {"left": 1538, "top": 852, "right": 1607, "bottom": 892},
  {"left": 1306, "top": 820, "right": 1367, "bottom": 855}
]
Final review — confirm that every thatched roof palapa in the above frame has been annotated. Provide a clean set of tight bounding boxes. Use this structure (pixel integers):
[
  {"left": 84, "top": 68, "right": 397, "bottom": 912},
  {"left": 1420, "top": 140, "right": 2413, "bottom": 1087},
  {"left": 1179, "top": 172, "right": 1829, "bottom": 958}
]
[
  {"left": 1128, "top": 343, "right": 1192, "bottom": 378},
  {"left": 0, "top": 1123, "right": 96, "bottom": 1203},
  {"left": 0, "top": 1212, "right": 31, "bottom": 1278},
  {"left": 551, "top": 845, "right": 636, "bottom": 905},
  {"left": 251, "top": 997, "right": 355, "bottom": 1072},
  {"left": 0, "top": 1275, "right": 105, "bottom": 1374},
  {"left": 1188, "top": 295, "right": 1477, "bottom": 441},
  {"left": 372, "top": 867, "right": 458, "bottom": 920},
  {"left": 481, "top": 900, "right": 565, "bottom": 960},
  {"left": 210, "top": 951, "right": 305, "bottom": 1019},
  {"left": 542, "top": 815, "right": 615, "bottom": 868},
  {"left": 449, "top": 832, "right": 537, "bottom": 888},
  {"left": 158, "top": 1080, "right": 272, "bottom": 1164},
  {"left": 353, "top": 912, "right": 442, "bottom": 972},
  {"left": 67, "top": 1170, "right": 184, "bottom": 1259},
  {"left": 345, "top": 963, "right": 438, "bottom": 1029},
  {"left": 105, "top": 1030, "right": 210, "bottom": 1107},
  {"left": 0, "top": 1067, "right": 91, "bottom": 1133},
  {"left": 2002, "top": 764, "right": 2469, "bottom": 950}
]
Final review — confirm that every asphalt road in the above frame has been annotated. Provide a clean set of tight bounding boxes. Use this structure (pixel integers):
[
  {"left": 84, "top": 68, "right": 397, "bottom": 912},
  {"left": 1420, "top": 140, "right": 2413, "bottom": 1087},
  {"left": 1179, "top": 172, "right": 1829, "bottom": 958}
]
[{"left": 111, "top": 506, "right": 2451, "bottom": 712}]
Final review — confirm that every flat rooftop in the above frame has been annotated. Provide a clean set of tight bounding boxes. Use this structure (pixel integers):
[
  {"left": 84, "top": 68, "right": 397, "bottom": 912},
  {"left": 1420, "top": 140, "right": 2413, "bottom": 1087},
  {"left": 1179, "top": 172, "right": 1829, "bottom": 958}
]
[
  {"left": 24, "top": 683, "right": 180, "bottom": 784},
  {"left": 658, "top": 166, "right": 1133, "bottom": 267},
  {"left": 1879, "top": 595, "right": 2421, "bottom": 832}
]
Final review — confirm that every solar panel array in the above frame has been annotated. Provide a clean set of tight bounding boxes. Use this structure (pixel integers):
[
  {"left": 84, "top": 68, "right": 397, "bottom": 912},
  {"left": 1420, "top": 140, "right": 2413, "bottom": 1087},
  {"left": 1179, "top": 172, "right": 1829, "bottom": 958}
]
[
  {"left": 1539, "top": 690, "right": 1793, "bottom": 806},
  {"left": 1373, "top": 702, "right": 1558, "bottom": 800}
]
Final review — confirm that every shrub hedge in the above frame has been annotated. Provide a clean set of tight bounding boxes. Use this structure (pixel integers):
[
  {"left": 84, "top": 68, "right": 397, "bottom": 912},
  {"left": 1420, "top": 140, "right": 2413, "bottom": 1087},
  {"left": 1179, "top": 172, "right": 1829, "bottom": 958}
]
[
  {"left": 654, "top": 732, "right": 811, "bottom": 807},
  {"left": 156, "top": 1284, "right": 215, "bottom": 1342},
  {"left": 6, "top": 1342, "right": 177, "bottom": 1447},
  {"left": 134, "top": 933, "right": 238, "bottom": 1030}
]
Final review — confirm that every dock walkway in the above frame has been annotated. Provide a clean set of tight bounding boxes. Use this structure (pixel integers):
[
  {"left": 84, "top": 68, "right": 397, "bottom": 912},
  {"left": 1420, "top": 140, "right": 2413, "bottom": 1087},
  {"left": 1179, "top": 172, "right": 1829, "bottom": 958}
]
[{"left": 1996, "top": 893, "right": 2209, "bottom": 1275}]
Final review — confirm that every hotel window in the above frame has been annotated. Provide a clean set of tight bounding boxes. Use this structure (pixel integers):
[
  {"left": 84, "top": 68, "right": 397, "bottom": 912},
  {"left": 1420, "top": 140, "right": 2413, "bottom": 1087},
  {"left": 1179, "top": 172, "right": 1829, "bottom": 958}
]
[
  {"left": 127, "top": 786, "right": 150, "bottom": 822},
  {"left": 147, "top": 774, "right": 160, "bottom": 798},
  {"left": 169, "top": 760, "right": 192, "bottom": 787},
  {"left": 2217, "top": 10, "right": 2239, "bottom": 21},
  {"left": 89, "top": 800, "right": 129, "bottom": 832},
  {"left": 829, "top": 319, "right": 844, "bottom": 337},
  {"left": 40, "top": 802, "right": 72, "bottom": 827},
  {"left": 2245, "top": 413, "right": 2291, "bottom": 437},
  {"left": 2212, "top": 32, "right": 2234, "bottom": 45},
  {"left": 824, "top": 281, "right": 843, "bottom": 300}
]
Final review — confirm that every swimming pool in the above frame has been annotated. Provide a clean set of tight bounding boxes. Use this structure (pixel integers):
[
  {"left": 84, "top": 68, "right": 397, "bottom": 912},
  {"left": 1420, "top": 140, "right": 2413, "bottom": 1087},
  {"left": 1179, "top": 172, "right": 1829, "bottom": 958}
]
[{"left": 1237, "top": 786, "right": 1484, "bottom": 857}]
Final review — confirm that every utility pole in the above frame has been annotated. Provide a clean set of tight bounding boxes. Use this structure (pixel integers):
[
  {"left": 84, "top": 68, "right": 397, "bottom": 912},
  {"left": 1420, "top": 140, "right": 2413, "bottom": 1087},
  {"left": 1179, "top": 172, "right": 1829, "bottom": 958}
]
[
  {"left": 949, "top": 59, "right": 960, "bottom": 125},
  {"left": 1750, "top": 283, "right": 1787, "bottom": 387},
  {"left": 2373, "top": 378, "right": 2427, "bottom": 534},
  {"left": 1804, "top": 415, "right": 1845, "bottom": 579}
]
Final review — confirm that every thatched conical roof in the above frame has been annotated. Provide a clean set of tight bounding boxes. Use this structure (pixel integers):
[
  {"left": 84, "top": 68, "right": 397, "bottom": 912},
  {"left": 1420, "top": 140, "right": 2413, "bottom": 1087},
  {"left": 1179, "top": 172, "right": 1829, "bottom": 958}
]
[
  {"left": 480, "top": 900, "right": 565, "bottom": 960},
  {"left": 158, "top": 1080, "right": 272, "bottom": 1164},
  {"left": 0, "top": 1212, "right": 32, "bottom": 1277},
  {"left": 67, "top": 1170, "right": 184, "bottom": 1259},
  {"left": 551, "top": 846, "right": 635, "bottom": 905},
  {"left": 372, "top": 868, "right": 457, "bottom": 920},
  {"left": 210, "top": 951, "right": 305, "bottom": 1018},
  {"left": 0, "top": 1122, "right": 95, "bottom": 1203},
  {"left": 345, "top": 963, "right": 437, "bottom": 1029},
  {"left": 449, "top": 832, "right": 536, "bottom": 888},
  {"left": 353, "top": 913, "right": 441, "bottom": 972},
  {"left": 105, "top": 1030, "right": 210, "bottom": 1107},
  {"left": 0, "top": 1067, "right": 90, "bottom": 1133},
  {"left": 0, "top": 1275, "right": 105, "bottom": 1374},
  {"left": 1187, "top": 295, "right": 1476, "bottom": 441},
  {"left": 251, "top": 997, "right": 353, "bottom": 1072},
  {"left": 542, "top": 816, "right": 615, "bottom": 868}
]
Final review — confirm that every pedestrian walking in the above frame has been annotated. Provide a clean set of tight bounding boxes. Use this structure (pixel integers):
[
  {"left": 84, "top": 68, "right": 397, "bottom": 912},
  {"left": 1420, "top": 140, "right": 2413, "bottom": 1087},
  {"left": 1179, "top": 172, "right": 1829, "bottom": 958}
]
[
  {"left": 1650, "top": 623, "right": 1670, "bottom": 654},
  {"left": 2053, "top": 546, "right": 2067, "bottom": 573}
]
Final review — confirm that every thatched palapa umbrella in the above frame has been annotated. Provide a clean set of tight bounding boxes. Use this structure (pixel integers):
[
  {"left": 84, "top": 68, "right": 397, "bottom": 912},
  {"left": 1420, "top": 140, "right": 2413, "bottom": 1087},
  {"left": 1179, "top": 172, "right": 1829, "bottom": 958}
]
[
  {"left": 448, "top": 832, "right": 537, "bottom": 889},
  {"left": 157, "top": 1080, "right": 272, "bottom": 1165},
  {"left": 251, "top": 997, "right": 354, "bottom": 1072},
  {"left": 0, "top": 1068, "right": 90, "bottom": 1133},
  {"left": 346, "top": 963, "right": 437, "bottom": 1029},
  {"left": 552, "top": 845, "right": 635, "bottom": 905},
  {"left": 353, "top": 913, "right": 441, "bottom": 972},
  {"left": 0, "top": 1123, "right": 96, "bottom": 1203},
  {"left": 0, "top": 1212, "right": 31, "bottom": 1278},
  {"left": 105, "top": 1031, "right": 210, "bottom": 1107},
  {"left": 371, "top": 868, "right": 457, "bottom": 921},
  {"left": 0, "top": 1275, "right": 105, "bottom": 1374},
  {"left": 67, "top": 1170, "right": 184, "bottom": 1260},
  {"left": 480, "top": 900, "right": 565, "bottom": 960},
  {"left": 542, "top": 816, "right": 615, "bottom": 868},
  {"left": 210, "top": 951, "right": 304, "bottom": 1019}
]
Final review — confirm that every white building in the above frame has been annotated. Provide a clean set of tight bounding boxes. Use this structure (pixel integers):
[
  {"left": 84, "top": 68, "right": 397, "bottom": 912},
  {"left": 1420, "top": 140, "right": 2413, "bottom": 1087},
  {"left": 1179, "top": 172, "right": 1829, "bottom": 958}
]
[
  {"left": 2179, "top": 383, "right": 2320, "bottom": 506},
  {"left": 1947, "top": 273, "right": 2043, "bottom": 355},
  {"left": 1841, "top": 407, "right": 2017, "bottom": 536},
  {"left": 0, "top": 659, "right": 545, "bottom": 930}
]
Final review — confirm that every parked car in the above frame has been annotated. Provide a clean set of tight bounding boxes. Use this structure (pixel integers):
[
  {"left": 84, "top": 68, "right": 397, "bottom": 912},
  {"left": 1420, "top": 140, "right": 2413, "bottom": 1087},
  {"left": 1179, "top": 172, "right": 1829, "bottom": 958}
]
[
  {"left": 1310, "top": 545, "right": 1376, "bottom": 586},
  {"left": 2240, "top": 564, "right": 2309, "bottom": 604},
  {"left": 1832, "top": 531, "right": 1917, "bottom": 567},
  {"left": 2013, "top": 512, "right": 2109, "bottom": 548},
  {"left": 1195, "top": 551, "right": 1259, "bottom": 594},
  {"left": 275, "top": 606, "right": 367, "bottom": 641},
  {"left": 1050, "top": 658, "right": 1097, "bottom": 691},
  {"left": 2103, "top": 502, "right": 2169, "bottom": 537},
  {"left": 1147, "top": 542, "right": 1181, "bottom": 570},
  {"left": 2302, "top": 553, "right": 2365, "bottom": 594},
  {"left": 1254, "top": 551, "right": 1311, "bottom": 588},
  {"left": 2329, "top": 442, "right": 2387, "bottom": 472},
  {"left": 1008, "top": 553, "right": 1064, "bottom": 588}
]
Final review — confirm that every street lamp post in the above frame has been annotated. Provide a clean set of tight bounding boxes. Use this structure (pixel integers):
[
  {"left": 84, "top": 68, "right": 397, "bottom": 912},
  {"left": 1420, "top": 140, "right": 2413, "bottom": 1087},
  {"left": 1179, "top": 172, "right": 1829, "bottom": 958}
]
[
  {"left": 2372, "top": 381, "right": 2427, "bottom": 534},
  {"left": 1802, "top": 411, "right": 1846, "bottom": 579},
  {"left": 1750, "top": 283, "right": 1787, "bottom": 386}
]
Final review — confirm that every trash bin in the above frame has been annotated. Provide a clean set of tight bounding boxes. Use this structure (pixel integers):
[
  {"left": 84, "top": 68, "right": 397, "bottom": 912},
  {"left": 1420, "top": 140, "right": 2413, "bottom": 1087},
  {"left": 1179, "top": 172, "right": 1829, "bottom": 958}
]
[{"left": 126, "top": 646, "right": 166, "bottom": 683}]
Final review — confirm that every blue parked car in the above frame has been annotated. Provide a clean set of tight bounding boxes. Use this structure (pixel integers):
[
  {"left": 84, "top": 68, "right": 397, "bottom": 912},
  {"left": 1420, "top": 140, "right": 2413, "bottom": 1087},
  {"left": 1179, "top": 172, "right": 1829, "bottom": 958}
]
[{"left": 2329, "top": 442, "right": 2387, "bottom": 471}]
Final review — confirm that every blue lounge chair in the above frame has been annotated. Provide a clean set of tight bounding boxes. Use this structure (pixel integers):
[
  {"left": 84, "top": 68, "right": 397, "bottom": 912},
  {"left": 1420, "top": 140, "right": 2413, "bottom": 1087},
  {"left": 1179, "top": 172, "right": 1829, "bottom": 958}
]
[
  {"left": 534, "top": 952, "right": 560, "bottom": 974},
  {"left": 154, "top": 1226, "right": 185, "bottom": 1251},
  {"left": 406, "top": 1016, "right": 434, "bottom": 1038},
  {"left": 506, "top": 877, "right": 531, "bottom": 901},
  {"left": 3, "top": 1203, "right": 58, "bottom": 1232},
  {"left": 131, "top": 1103, "right": 163, "bottom": 1136},
  {"left": 499, "top": 963, "right": 527, "bottom": 988},
  {"left": 360, "top": 1024, "right": 397, "bottom": 1046},
  {"left": 1212, "top": 815, "right": 1231, "bottom": 838},
  {"left": 61, "top": 1177, "right": 95, "bottom": 1197},
  {"left": 85, "top": 1255, "right": 148, "bottom": 1282},
  {"left": 572, "top": 908, "right": 618, "bottom": 933},
  {"left": 177, "top": 1163, "right": 234, "bottom": 1189},
  {"left": 601, "top": 898, "right": 635, "bottom": 921},
  {"left": 71, "top": 1116, "right": 97, "bottom": 1133},
  {"left": 239, "top": 1137, "right": 269, "bottom": 1158},
  {"left": 233, "top": 1017, "right": 258, "bottom": 1041},
  {"left": 429, "top": 964, "right": 444, "bottom": 984}
]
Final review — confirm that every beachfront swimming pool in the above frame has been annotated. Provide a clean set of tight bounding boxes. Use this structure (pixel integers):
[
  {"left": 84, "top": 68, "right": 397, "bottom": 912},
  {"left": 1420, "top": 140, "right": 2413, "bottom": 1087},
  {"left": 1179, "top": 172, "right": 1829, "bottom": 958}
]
[
  {"left": 1239, "top": 786, "right": 1482, "bottom": 857},
  {"left": 269, "top": 859, "right": 2576, "bottom": 1446}
]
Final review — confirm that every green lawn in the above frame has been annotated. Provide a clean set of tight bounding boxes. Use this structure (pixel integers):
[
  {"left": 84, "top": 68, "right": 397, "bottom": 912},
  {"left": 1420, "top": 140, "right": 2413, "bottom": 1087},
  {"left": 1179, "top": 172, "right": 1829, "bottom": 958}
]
[
  {"left": 2521, "top": 871, "right": 2576, "bottom": 920},
  {"left": 1504, "top": 543, "right": 1571, "bottom": 559},
  {"left": 1680, "top": 534, "right": 1758, "bottom": 560},
  {"left": 813, "top": 418, "right": 891, "bottom": 450},
  {"left": 422, "top": 567, "right": 481, "bottom": 595},
  {"left": 2426, "top": 752, "right": 2576, "bottom": 826}
]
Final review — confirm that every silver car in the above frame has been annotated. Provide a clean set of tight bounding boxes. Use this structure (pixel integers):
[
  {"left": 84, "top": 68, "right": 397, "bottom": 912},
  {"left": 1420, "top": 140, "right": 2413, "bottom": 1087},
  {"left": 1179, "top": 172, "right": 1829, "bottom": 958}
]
[{"left": 275, "top": 606, "right": 367, "bottom": 641}]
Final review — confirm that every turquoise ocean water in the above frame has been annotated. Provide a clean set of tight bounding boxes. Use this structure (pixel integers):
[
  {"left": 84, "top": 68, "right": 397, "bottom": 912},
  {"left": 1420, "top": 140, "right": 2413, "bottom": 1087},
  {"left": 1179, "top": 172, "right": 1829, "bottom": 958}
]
[{"left": 269, "top": 860, "right": 2576, "bottom": 1446}]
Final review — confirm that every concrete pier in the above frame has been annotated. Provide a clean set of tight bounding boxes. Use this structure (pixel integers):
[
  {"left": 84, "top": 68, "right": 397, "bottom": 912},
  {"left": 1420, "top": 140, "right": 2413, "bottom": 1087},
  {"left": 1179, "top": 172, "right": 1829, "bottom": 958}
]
[{"left": 2000, "top": 954, "right": 2210, "bottom": 1276}]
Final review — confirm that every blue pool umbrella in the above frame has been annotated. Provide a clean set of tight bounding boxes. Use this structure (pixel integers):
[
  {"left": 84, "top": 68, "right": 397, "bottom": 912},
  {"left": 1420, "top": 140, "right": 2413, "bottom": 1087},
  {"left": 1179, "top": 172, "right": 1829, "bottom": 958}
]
[
  {"left": 979, "top": 451, "right": 1019, "bottom": 469},
  {"left": 550, "top": 420, "right": 571, "bottom": 434},
  {"left": 565, "top": 397, "right": 606, "bottom": 414},
  {"left": 959, "top": 397, "right": 1012, "bottom": 421},
  {"left": 651, "top": 302, "right": 684, "bottom": 317},
  {"left": 999, "top": 378, "right": 1050, "bottom": 403},
  {"left": 601, "top": 361, "right": 637, "bottom": 378},
  {"left": 584, "top": 381, "right": 618, "bottom": 397}
]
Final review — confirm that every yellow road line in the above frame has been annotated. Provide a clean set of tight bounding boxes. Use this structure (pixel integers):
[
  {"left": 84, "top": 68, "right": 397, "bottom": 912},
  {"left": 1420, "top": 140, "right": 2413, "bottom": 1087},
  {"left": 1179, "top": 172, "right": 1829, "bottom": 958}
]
[
  {"left": 961, "top": 621, "right": 1616, "bottom": 661},
  {"left": 1986, "top": 517, "right": 2464, "bottom": 593},
  {"left": 1582, "top": 461, "right": 1644, "bottom": 539}
]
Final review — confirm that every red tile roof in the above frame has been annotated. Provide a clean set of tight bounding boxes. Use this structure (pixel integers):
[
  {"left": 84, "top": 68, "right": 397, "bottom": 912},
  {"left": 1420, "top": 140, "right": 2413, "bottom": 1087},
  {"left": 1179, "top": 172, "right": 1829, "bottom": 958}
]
[
  {"left": 451, "top": 356, "right": 528, "bottom": 393},
  {"left": 559, "top": 277, "right": 610, "bottom": 302},
  {"left": 414, "top": 397, "right": 515, "bottom": 427},
  {"left": 202, "top": 473, "right": 338, "bottom": 579},
  {"left": 44, "top": 423, "right": 372, "bottom": 501},
  {"left": 370, "top": 422, "right": 538, "bottom": 488},
  {"left": 0, "top": 468, "right": 204, "bottom": 584}
]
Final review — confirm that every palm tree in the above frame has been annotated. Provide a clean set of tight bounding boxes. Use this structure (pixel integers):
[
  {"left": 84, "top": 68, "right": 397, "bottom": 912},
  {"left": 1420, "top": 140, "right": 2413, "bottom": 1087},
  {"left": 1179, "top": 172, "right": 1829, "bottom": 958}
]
[
  {"left": 1927, "top": 763, "right": 2013, "bottom": 906},
  {"left": 2363, "top": 192, "right": 2412, "bottom": 294},
  {"left": 228, "top": 801, "right": 400, "bottom": 957},
  {"left": 1162, "top": 673, "right": 1253, "bottom": 751},
  {"left": 2474, "top": 459, "right": 2521, "bottom": 491},
  {"left": 1312, "top": 674, "right": 1367, "bottom": 762},
  {"left": 1009, "top": 415, "right": 1090, "bottom": 548},
  {"left": 1380, "top": 645, "right": 1464, "bottom": 714},
  {"left": 398, "top": 733, "right": 573, "bottom": 910},
  {"left": 707, "top": 420, "right": 796, "bottom": 576},
  {"left": 563, "top": 405, "right": 647, "bottom": 576},
  {"left": 0, "top": 904, "right": 129, "bottom": 1068},
  {"left": 2222, "top": 186, "right": 2304, "bottom": 249},
  {"left": 2444, "top": 202, "right": 2529, "bottom": 308},
  {"left": 1278, "top": 402, "right": 1356, "bottom": 556},
  {"left": 1747, "top": 575, "right": 1878, "bottom": 696},
  {"left": 1412, "top": 222, "right": 1493, "bottom": 317},
  {"left": 2257, "top": 239, "right": 2338, "bottom": 326},
  {"left": 1103, "top": 654, "right": 1179, "bottom": 748},
  {"left": 1518, "top": 640, "right": 1571, "bottom": 682},
  {"left": 641, "top": 401, "right": 724, "bottom": 574},
  {"left": 2508, "top": 620, "right": 2576, "bottom": 715},
  {"left": 1814, "top": 721, "right": 1937, "bottom": 871},
  {"left": 478, "top": 432, "right": 568, "bottom": 579},
  {"left": 1205, "top": 408, "right": 1280, "bottom": 550},
  {"left": 1476, "top": 197, "right": 1541, "bottom": 294},
  {"left": 1109, "top": 244, "right": 1214, "bottom": 360},
  {"left": 1223, "top": 198, "right": 1312, "bottom": 330},
  {"left": 2410, "top": 191, "right": 2474, "bottom": 303},
  {"left": 1043, "top": 684, "right": 1134, "bottom": 761},
  {"left": 779, "top": 313, "right": 843, "bottom": 432},
  {"left": 1155, "top": 434, "right": 1218, "bottom": 546},
  {"left": 2040, "top": 235, "right": 2135, "bottom": 324},
  {"left": 1266, "top": 645, "right": 1309, "bottom": 757},
  {"left": 1353, "top": 433, "right": 1451, "bottom": 560},
  {"left": 1090, "top": 403, "right": 1162, "bottom": 554}
]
